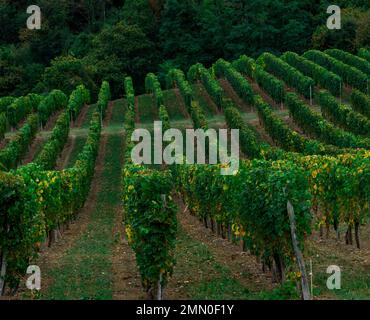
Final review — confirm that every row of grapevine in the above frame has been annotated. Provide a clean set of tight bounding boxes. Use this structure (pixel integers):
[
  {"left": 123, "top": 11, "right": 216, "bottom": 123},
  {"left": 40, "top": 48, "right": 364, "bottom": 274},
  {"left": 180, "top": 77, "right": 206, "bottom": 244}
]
[
  {"left": 166, "top": 69, "right": 193, "bottom": 107},
  {"left": 145, "top": 73, "right": 164, "bottom": 108},
  {"left": 122, "top": 78, "right": 177, "bottom": 300},
  {"left": 68, "top": 85, "right": 90, "bottom": 121},
  {"left": 358, "top": 48, "right": 370, "bottom": 62},
  {"left": 0, "top": 113, "right": 6, "bottom": 140},
  {"left": 214, "top": 59, "right": 255, "bottom": 106},
  {"left": 303, "top": 50, "right": 368, "bottom": 93},
  {"left": 175, "top": 159, "right": 312, "bottom": 285},
  {"left": 30, "top": 84, "right": 97, "bottom": 170},
  {"left": 296, "top": 152, "right": 369, "bottom": 249},
  {"left": 0, "top": 84, "right": 105, "bottom": 290},
  {"left": 316, "top": 90, "right": 370, "bottom": 136},
  {"left": 326, "top": 49, "right": 370, "bottom": 77},
  {"left": 145, "top": 73, "right": 172, "bottom": 131},
  {"left": 188, "top": 63, "right": 223, "bottom": 108},
  {"left": 254, "top": 96, "right": 344, "bottom": 156},
  {"left": 223, "top": 98, "right": 265, "bottom": 159},
  {"left": 166, "top": 69, "right": 207, "bottom": 130},
  {"left": 37, "top": 90, "right": 68, "bottom": 127},
  {"left": 0, "top": 96, "right": 15, "bottom": 113},
  {"left": 97, "top": 81, "right": 111, "bottom": 119},
  {"left": 233, "top": 55, "right": 285, "bottom": 104},
  {"left": 210, "top": 58, "right": 369, "bottom": 248},
  {"left": 281, "top": 52, "right": 342, "bottom": 97},
  {"left": 33, "top": 111, "right": 70, "bottom": 170},
  {"left": 0, "top": 97, "right": 16, "bottom": 139},
  {"left": 286, "top": 92, "right": 370, "bottom": 149},
  {"left": 0, "top": 114, "right": 39, "bottom": 171},
  {"left": 6, "top": 94, "right": 43, "bottom": 129},
  {"left": 258, "top": 52, "right": 315, "bottom": 99},
  {"left": 351, "top": 90, "right": 370, "bottom": 118},
  {"left": 124, "top": 77, "right": 135, "bottom": 111}
]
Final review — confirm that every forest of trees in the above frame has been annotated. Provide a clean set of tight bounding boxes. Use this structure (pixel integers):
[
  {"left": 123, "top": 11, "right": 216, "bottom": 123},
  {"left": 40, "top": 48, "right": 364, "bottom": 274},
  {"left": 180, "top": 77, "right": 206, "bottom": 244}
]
[{"left": 0, "top": 0, "right": 369, "bottom": 98}]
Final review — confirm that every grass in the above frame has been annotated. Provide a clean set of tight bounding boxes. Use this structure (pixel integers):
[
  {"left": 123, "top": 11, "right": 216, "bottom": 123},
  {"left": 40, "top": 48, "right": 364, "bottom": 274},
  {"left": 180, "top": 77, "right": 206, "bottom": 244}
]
[
  {"left": 82, "top": 104, "right": 98, "bottom": 128},
  {"left": 173, "top": 225, "right": 302, "bottom": 300},
  {"left": 65, "top": 136, "right": 87, "bottom": 168},
  {"left": 110, "top": 99, "right": 127, "bottom": 126},
  {"left": 42, "top": 133, "right": 123, "bottom": 299}
]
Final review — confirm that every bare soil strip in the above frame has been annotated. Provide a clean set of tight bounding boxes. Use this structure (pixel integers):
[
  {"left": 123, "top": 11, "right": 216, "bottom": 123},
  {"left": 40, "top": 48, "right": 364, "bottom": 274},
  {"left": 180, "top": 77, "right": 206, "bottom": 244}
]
[
  {"left": 166, "top": 198, "right": 275, "bottom": 299},
  {"left": 194, "top": 82, "right": 220, "bottom": 115},
  {"left": 173, "top": 88, "right": 191, "bottom": 119},
  {"left": 219, "top": 79, "right": 252, "bottom": 113},
  {"left": 75, "top": 104, "right": 90, "bottom": 128}
]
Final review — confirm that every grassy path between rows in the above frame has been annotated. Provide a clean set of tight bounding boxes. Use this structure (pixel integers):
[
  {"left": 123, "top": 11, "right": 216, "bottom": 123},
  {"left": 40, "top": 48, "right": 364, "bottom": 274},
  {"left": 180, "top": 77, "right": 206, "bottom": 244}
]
[{"left": 34, "top": 101, "right": 140, "bottom": 299}]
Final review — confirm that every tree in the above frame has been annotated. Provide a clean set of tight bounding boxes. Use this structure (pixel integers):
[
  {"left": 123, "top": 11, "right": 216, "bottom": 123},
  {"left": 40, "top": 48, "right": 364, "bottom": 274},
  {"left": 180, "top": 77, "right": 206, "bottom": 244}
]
[
  {"left": 85, "top": 22, "right": 156, "bottom": 96},
  {"left": 42, "top": 55, "right": 97, "bottom": 97}
]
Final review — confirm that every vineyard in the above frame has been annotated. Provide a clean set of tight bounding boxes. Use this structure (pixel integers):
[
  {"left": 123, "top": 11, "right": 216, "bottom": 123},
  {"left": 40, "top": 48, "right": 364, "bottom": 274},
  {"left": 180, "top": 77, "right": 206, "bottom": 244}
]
[{"left": 0, "top": 48, "right": 369, "bottom": 301}]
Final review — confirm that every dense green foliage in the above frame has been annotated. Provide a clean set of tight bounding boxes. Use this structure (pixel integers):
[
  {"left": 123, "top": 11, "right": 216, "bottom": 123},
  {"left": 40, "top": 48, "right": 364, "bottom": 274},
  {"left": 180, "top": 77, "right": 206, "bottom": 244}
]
[
  {"left": 326, "top": 49, "right": 370, "bottom": 76},
  {"left": 258, "top": 53, "right": 315, "bottom": 99},
  {"left": 358, "top": 48, "right": 370, "bottom": 62},
  {"left": 351, "top": 89, "right": 370, "bottom": 117},
  {"left": 0, "top": 114, "right": 39, "bottom": 170},
  {"left": 68, "top": 85, "right": 90, "bottom": 121},
  {"left": 303, "top": 50, "right": 368, "bottom": 93},
  {"left": 97, "top": 81, "right": 111, "bottom": 119},
  {"left": 176, "top": 159, "right": 312, "bottom": 282},
  {"left": 37, "top": 90, "right": 68, "bottom": 127},
  {"left": 7, "top": 94, "right": 42, "bottom": 128},
  {"left": 166, "top": 69, "right": 193, "bottom": 107},
  {"left": 124, "top": 77, "right": 135, "bottom": 111},
  {"left": 281, "top": 52, "right": 342, "bottom": 97},
  {"left": 145, "top": 73, "right": 164, "bottom": 108},
  {"left": 316, "top": 90, "right": 370, "bottom": 136},
  {"left": 214, "top": 59, "right": 255, "bottom": 106},
  {"left": 0, "top": 101, "right": 105, "bottom": 290},
  {"left": 286, "top": 92, "right": 370, "bottom": 149},
  {"left": 34, "top": 111, "right": 70, "bottom": 170},
  {"left": 1, "top": 1, "right": 368, "bottom": 98},
  {"left": 188, "top": 63, "right": 223, "bottom": 108},
  {"left": 223, "top": 99, "right": 264, "bottom": 159},
  {"left": 123, "top": 166, "right": 177, "bottom": 298},
  {"left": 122, "top": 78, "right": 177, "bottom": 299}
]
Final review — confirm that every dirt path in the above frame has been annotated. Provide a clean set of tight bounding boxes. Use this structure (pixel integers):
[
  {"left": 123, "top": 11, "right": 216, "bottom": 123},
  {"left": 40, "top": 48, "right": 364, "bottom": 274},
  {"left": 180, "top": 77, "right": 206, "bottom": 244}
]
[
  {"left": 165, "top": 197, "right": 275, "bottom": 300},
  {"left": 21, "top": 111, "right": 64, "bottom": 166},
  {"left": 23, "top": 101, "right": 142, "bottom": 300},
  {"left": 55, "top": 136, "right": 76, "bottom": 170},
  {"left": 111, "top": 168, "right": 143, "bottom": 300},
  {"left": 219, "top": 79, "right": 253, "bottom": 113},
  {"left": 173, "top": 88, "right": 190, "bottom": 119},
  {"left": 54, "top": 105, "right": 92, "bottom": 170},
  {"left": 194, "top": 83, "right": 220, "bottom": 115},
  {"left": 75, "top": 104, "right": 90, "bottom": 128},
  {"left": 248, "top": 120, "right": 277, "bottom": 146},
  {"left": 35, "top": 126, "right": 110, "bottom": 297}
]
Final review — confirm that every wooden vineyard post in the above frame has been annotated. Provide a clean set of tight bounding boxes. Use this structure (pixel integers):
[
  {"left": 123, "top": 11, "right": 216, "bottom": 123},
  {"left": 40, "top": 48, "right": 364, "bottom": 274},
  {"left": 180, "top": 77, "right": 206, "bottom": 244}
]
[
  {"left": 287, "top": 200, "right": 311, "bottom": 300},
  {"left": 157, "top": 272, "right": 163, "bottom": 301}
]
